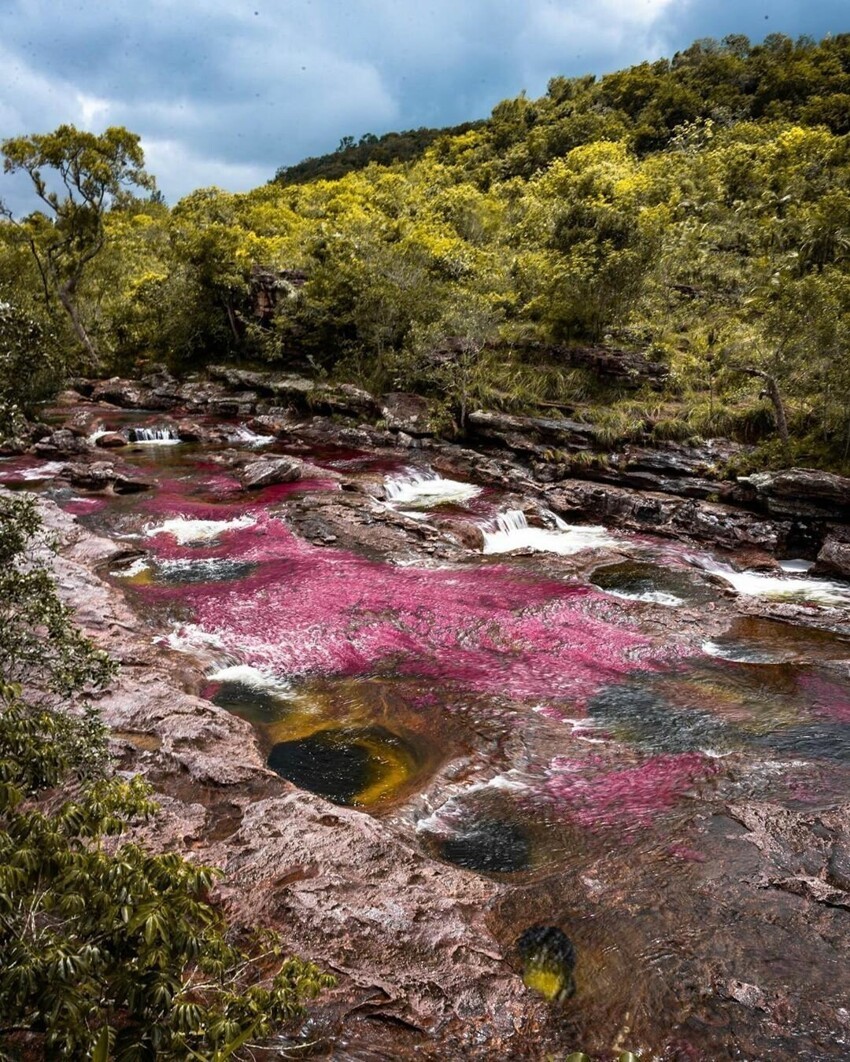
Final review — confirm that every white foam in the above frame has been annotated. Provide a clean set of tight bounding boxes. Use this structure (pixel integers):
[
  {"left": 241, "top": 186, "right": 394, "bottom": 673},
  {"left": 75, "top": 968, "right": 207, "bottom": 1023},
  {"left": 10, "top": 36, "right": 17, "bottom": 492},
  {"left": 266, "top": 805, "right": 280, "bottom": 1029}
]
[
  {"left": 604, "top": 589, "right": 685, "bottom": 607},
  {"left": 207, "top": 664, "right": 292, "bottom": 697},
  {"left": 385, "top": 469, "right": 481, "bottom": 509},
  {"left": 482, "top": 509, "right": 618, "bottom": 556},
  {"left": 780, "top": 558, "right": 815, "bottom": 573},
  {"left": 697, "top": 557, "right": 850, "bottom": 606},
  {"left": 144, "top": 514, "right": 256, "bottom": 544},
  {"left": 701, "top": 640, "right": 795, "bottom": 664},
  {"left": 111, "top": 557, "right": 150, "bottom": 578},
  {"left": 223, "top": 425, "right": 275, "bottom": 448},
  {"left": 157, "top": 623, "right": 228, "bottom": 655},
  {"left": 128, "top": 426, "right": 180, "bottom": 445}
]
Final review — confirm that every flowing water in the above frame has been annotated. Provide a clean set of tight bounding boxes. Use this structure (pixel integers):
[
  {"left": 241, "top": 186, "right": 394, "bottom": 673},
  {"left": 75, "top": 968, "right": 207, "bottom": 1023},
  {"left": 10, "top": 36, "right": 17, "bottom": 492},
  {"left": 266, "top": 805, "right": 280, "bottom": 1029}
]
[{"left": 7, "top": 409, "right": 850, "bottom": 1058}]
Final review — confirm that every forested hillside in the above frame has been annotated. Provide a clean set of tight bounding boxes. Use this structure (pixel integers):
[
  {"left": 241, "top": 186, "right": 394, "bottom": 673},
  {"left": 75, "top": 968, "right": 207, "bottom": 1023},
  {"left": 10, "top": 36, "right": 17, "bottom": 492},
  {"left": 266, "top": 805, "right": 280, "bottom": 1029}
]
[{"left": 3, "top": 32, "right": 850, "bottom": 468}]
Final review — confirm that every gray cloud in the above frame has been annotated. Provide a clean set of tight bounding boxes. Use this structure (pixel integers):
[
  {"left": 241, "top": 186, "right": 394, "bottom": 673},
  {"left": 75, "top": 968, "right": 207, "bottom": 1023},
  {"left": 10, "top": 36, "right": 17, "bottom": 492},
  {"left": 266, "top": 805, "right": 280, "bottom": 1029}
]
[{"left": 0, "top": 0, "right": 844, "bottom": 211}]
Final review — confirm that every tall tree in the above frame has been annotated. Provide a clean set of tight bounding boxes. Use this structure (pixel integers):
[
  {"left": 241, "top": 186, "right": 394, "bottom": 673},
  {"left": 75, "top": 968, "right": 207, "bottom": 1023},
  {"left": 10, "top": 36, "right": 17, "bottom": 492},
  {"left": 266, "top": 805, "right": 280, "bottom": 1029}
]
[{"left": 0, "top": 125, "right": 154, "bottom": 365}]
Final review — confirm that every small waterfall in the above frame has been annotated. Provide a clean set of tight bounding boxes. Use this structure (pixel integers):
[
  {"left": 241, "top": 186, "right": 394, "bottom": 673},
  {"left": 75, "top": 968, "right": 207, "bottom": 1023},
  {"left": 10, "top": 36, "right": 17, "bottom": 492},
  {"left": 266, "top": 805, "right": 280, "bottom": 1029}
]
[
  {"left": 482, "top": 509, "right": 618, "bottom": 556},
  {"left": 384, "top": 469, "right": 482, "bottom": 508},
  {"left": 128, "top": 426, "right": 180, "bottom": 444},
  {"left": 144, "top": 513, "right": 256, "bottom": 545},
  {"left": 694, "top": 556, "right": 850, "bottom": 606},
  {"left": 223, "top": 425, "right": 275, "bottom": 448}
]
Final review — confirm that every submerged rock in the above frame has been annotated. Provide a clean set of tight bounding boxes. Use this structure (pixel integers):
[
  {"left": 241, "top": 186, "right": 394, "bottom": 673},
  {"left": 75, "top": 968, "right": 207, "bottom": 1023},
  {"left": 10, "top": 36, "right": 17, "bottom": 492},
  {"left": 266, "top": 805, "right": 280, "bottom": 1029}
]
[
  {"left": 516, "top": 925, "right": 576, "bottom": 1002},
  {"left": 439, "top": 818, "right": 531, "bottom": 874}
]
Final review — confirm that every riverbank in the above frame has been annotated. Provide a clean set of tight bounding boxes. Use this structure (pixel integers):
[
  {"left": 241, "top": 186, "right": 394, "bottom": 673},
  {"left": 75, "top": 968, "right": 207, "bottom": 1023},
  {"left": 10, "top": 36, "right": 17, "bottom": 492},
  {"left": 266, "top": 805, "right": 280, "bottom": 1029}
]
[{"left": 5, "top": 372, "right": 850, "bottom": 1058}]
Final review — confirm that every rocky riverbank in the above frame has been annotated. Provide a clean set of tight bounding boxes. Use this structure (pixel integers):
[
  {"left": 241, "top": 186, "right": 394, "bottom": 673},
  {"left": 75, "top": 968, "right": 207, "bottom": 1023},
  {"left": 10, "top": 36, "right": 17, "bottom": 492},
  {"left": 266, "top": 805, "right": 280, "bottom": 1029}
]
[
  {"left": 12, "top": 365, "right": 850, "bottom": 578},
  {"left": 6, "top": 369, "right": 850, "bottom": 1057}
]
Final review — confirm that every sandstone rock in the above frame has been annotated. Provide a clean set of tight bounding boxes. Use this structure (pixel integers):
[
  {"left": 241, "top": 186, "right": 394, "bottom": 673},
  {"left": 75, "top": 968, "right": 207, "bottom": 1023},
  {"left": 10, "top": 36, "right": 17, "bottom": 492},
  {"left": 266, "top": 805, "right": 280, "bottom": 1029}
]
[
  {"left": 547, "top": 479, "right": 792, "bottom": 553},
  {"left": 33, "top": 429, "right": 90, "bottom": 457},
  {"left": 90, "top": 378, "right": 148, "bottom": 408},
  {"left": 434, "top": 518, "right": 486, "bottom": 551},
  {"left": 382, "top": 392, "right": 433, "bottom": 435},
  {"left": 468, "top": 409, "right": 599, "bottom": 449},
  {"left": 95, "top": 432, "right": 127, "bottom": 449},
  {"left": 65, "top": 461, "right": 116, "bottom": 491},
  {"left": 815, "top": 529, "right": 850, "bottom": 580},
  {"left": 740, "top": 468, "right": 850, "bottom": 517},
  {"left": 240, "top": 455, "right": 303, "bottom": 489},
  {"left": 247, "top": 414, "right": 295, "bottom": 437},
  {"left": 312, "top": 382, "right": 381, "bottom": 418}
]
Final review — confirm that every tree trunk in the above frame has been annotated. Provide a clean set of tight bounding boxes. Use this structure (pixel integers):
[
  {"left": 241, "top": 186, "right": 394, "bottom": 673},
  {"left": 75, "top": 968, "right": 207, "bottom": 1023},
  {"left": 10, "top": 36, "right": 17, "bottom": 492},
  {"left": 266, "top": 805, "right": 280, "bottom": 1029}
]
[
  {"left": 58, "top": 284, "right": 99, "bottom": 367},
  {"left": 741, "top": 366, "right": 790, "bottom": 451},
  {"left": 225, "top": 301, "right": 241, "bottom": 345}
]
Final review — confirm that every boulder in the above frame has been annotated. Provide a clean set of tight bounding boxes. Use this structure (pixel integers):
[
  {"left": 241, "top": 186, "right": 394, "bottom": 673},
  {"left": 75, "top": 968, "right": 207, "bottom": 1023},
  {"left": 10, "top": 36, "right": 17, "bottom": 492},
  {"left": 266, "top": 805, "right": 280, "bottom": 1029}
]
[
  {"left": 176, "top": 420, "right": 210, "bottom": 444},
  {"left": 434, "top": 518, "right": 486, "bottom": 551},
  {"left": 63, "top": 461, "right": 152, "bottom": 494},
  {"left": 247, "top": 414, "right": 295, "bottom": 437},
  {"left": 95, "top": 432, "right": 127, "bottom": 449},
  {"left": 381, "top": 392, "right": 433, "bottom": 435},
  {"left": 815, "top": 529, "right": 850, "bottom": 580},
  {"left": 740, "top": 468, "right": 850, "bottom": 517},
  {"left": 240, "top": 455, "right": 303, "bottom": 489},
  {"left": 64, "top": 461, "right": 116, "bottom": 491},
  {"left": 90, "top": 378, "right": 148, "bottom": 408},
  {"left": 33, "top": 429, "right": 90, "bottom": 457}
]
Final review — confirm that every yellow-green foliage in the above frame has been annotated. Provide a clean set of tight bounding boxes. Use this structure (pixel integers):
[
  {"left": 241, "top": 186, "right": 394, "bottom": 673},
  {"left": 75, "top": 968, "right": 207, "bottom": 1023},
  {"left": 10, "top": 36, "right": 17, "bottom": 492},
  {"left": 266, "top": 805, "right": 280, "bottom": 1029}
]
[{"left": 3, "top": 34, "right": 850, "bottom": 465}]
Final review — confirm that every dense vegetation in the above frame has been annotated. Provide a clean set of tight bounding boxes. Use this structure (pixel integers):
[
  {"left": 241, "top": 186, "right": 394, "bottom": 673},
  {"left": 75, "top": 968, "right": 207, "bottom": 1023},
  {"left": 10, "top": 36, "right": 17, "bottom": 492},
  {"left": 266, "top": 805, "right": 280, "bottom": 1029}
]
[
  {"left": 274, "top": 123, "right": 484, "bottom": 185},
  {"left": 0, "top": 496, "right": 333, "bottom": 1058},
  {"left": 2, "top": 32, "right": 850, "bottom": 467}
]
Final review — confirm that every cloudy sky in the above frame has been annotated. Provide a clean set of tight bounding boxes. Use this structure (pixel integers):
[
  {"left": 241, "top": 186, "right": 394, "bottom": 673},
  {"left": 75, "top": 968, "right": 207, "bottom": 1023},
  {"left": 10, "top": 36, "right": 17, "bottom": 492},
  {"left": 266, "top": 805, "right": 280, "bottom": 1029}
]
[{"left": 0, "top": 1, "right": 846, "bottom": 210}]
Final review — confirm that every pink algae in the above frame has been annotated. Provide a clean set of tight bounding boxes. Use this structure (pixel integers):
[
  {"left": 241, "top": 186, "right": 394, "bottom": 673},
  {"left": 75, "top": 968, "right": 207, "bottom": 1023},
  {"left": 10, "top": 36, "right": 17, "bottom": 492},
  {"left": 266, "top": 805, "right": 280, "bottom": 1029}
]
[
  {"left": 799, "top": 674, "right": 850, "bottom": 723},
  {"left": 142, "top": 513, "right": 676, "bottom": 704},
  {"left": 541, "top": 753, "right": 716, "bottom": 831}
]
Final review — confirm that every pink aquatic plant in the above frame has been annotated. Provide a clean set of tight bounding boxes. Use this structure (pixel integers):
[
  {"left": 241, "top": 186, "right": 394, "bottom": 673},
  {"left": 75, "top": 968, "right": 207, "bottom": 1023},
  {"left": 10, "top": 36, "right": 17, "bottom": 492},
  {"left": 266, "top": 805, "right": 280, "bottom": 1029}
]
[
  {"left": 540, "top": 752, "right": 717, "bottom": 831},
  {"left": 142, "top": 513, "right": 677, "bottom": 704}
]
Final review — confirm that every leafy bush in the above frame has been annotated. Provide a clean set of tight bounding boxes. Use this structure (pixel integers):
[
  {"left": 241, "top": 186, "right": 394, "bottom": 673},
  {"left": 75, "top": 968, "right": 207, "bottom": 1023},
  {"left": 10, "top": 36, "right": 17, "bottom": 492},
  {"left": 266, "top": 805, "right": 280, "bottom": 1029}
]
[{"left": 0, "top": 301, "right": 64, "bottom": 439}]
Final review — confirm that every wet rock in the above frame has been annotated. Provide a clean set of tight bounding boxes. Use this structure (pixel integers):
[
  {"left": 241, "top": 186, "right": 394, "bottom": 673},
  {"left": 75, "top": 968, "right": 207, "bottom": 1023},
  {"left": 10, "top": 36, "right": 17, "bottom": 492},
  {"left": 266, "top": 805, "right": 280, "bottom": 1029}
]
[
  {"left": 247, "top": 413, "right": 295, "bottom": 437},
  {"left": 33, "top": 428, "right": 90, "bottom": 457},
  {"left": 240, "top": 455, "right": 303, "bottom": 489},
  {"left": 382, "top": 392, "right": 433, "bottom": 436},
  {"left": 739, "top": 468, "right": 850, "bottom": 518},
  {"left": 433, "top": 518, "right": 486, "bottom": 552},
  {"left": 438, "top": 818, "right": 531, "bottom": 873},
  {"left": 64, "top": 460, "right": 113, "bottom": 491},
  {"left": 95, "top": 432, "right": 127, "bottom": 449},
  {"left": 175, "top": 420, "right": 210, "bottom": 443},
  {"left": 815, "top": 529, "right": 850, "bottom": 580},
  {"left": 548, "top": 480, "right": 791, "bottom": 553},
  {"left": 826, "top": 844, "right": 850, "bottom": 892},
  {"left": 63, "top": 461, "right": 151, "bottom": 494},
  {"left": 113, "top": 474, "right": 153, "bottom": 495}
]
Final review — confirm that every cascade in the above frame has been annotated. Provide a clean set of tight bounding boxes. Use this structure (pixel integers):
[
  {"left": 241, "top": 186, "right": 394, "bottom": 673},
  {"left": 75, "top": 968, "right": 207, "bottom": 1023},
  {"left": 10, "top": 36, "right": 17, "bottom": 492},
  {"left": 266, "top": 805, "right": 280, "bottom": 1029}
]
[
  {"left": 384, "top": 468, "right": 482, "bottom": 508},
  {"left": 129, "top": 426, "right": 181, "bottom": 444},
  {"left": 481, "top": 508, "right": 617, "bottom": 556},
  {"left": 694, "top": 556, "right": 850, "bottom": 606}
]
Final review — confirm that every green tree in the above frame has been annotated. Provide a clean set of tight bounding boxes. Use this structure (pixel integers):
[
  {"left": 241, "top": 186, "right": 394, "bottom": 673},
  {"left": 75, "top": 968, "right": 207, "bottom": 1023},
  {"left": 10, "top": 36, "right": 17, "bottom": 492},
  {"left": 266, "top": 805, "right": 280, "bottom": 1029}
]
[{"left": 0, "top": 125, "right": 155, "bottom": 365}]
